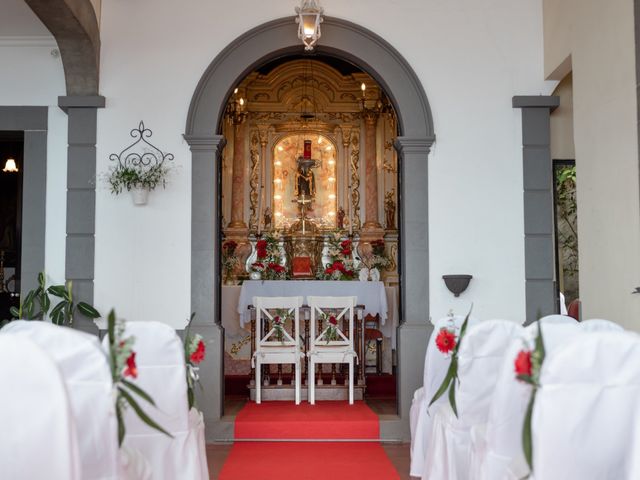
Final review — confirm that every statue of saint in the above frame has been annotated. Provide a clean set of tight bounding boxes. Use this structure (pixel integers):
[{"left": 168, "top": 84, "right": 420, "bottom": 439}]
[
  {"left": 385, "top": 190, "right": 396, "bottom": 230},
  {"left": 337, "top": 206, "right": 346, "bottom": 230},
  {"left": 295, "top": 159, "right": 316, "bottom": 198}
]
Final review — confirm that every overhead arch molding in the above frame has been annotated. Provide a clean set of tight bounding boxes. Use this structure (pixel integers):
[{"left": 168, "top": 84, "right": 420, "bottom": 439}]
[
  {"left": 25, "top": 0, "right": 100, "bottom": 95},
  {"left": 186, "top": 17, "right": 435, "bottom": 141}
]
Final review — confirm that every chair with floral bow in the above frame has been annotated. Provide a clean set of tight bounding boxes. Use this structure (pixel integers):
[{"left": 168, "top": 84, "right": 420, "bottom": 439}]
[
  {"left": 307, "top": 296, "right": 358, "bottom": 405},
  {"left": 253, "top": 296, "right": 304, "bottom": 404}
]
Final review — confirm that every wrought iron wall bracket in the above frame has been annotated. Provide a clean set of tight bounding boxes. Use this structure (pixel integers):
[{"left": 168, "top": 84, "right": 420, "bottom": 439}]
[{"left": 109, "top": 121, "right": 174, "bottom": 169}]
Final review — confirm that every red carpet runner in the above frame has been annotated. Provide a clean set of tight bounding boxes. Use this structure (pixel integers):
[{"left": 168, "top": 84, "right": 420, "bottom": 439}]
[{"left": 219, "top": 401, "right": 400, "bottom": 479}]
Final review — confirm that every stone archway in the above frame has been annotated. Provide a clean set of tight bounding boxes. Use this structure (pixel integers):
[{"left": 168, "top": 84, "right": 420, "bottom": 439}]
[{"left": 185, "top": 16, "right": 435, "bottom": 441}]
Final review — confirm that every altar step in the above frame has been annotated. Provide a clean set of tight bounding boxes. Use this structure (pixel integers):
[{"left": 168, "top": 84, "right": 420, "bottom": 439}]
[{"left": 248, "top": 382, "right": 365, "bottom": 401}]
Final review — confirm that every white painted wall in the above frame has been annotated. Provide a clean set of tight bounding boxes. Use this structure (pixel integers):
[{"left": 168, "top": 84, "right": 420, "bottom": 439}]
[
  {"left": 95, "top": 0, "right": 552, "bottom": 327},
  {"left": 0, "top": 35, "right": 68, "bottom": 286},
  {"left": 544, "top": 0, "right": 640, "bottom": 329}
]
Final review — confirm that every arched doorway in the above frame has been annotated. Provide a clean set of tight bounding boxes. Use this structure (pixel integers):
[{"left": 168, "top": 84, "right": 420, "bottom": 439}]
[{"left": 185, "top": 17, "right": 434, "bottom": 441}]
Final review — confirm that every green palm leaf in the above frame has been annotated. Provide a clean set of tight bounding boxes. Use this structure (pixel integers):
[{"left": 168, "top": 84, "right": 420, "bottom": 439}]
[{"left": 118, "top": 387, "right": 172, "bottom": 439}]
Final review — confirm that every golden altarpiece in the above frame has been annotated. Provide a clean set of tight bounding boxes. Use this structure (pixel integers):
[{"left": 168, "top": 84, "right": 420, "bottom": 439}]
[{"left": 220, "top": 59, "right": 400, "bottom": 390}]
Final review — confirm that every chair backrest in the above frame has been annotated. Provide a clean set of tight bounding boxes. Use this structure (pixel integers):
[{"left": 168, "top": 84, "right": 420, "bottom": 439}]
[
  {"left": 581, "top": 318, "right": 624, "bottom": 332},
  {"left": 533, "top": 332, "right": 640, "bottom": 479},
  {"left": 254, "top": 296, "right": 303, "bottom": 352},
  {"left": 2, "top": 321, "right": 117, "bottom": 480},
  {"left": 456, "top": 320, "right": 523, "bottom": 426},
  {"left": 538, "top": 314, "right": 577, "bottom": 325},
  {"left": 484, "top": 321, "right": 582, "bottom": 478},
  {"left": 106, "top": 321, "right": 189, "bottom": 434},
  {"left": 308, "top": 296, "right": 356, "bottom": 349},
  {"left": 0, "top": 334, "right": 81, "bottom": 479}
]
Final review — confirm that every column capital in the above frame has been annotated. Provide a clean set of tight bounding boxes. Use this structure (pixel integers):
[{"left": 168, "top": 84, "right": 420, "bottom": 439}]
[
  {"left": 393, "top": 136, "right": 435, "bottom": 156},
  {"left": 58, "top": 95, "right": 105, "bottom": 113},
  {"left": 183, "top": 134, "right": 226, "bottom": 153},
  {"left": 512, "top": 96, "right": 559, "bottom": 110}
]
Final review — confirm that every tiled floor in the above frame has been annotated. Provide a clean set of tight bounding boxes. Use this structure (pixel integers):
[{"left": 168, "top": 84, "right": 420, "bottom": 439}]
[{"left": 206, "top": 442, "right": 412, "bottom": 479}]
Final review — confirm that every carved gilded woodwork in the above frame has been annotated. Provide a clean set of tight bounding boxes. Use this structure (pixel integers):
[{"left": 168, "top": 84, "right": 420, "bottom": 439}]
[{"left": 248, "top": 131, "right": 260, "bottom": 231}]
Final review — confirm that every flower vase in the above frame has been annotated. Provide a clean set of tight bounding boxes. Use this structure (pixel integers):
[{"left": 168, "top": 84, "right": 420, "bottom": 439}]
[
  {"left": 131, "top": 187, "right": 149, "bottom": 206},
  {"left": 249, "top": 271, "right": 262, "bottom": 280}
]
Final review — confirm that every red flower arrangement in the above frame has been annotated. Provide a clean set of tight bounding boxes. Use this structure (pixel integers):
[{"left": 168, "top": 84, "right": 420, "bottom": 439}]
[
  {"left": 268, "top": 262, "right": 286, "bottom": 274},
  {"left": 328, "top": 315, "right": 338, "bottom": 326},
  {"left": 435, "top": 328, "right": 457, "bottom": 354},
  {"left": 189, "top": 339, "right": 206, "bottom": 364},
  {"left": 256, "top": 239, "right": 268, "bottom": 259},
  {"left": 340, "top": 239, "right": 352, "bottom": 256},
  {"left": 124, "top": 352, "right": 138, "bottom": 378},
  {"left": 514, "top": 350, "right": 532, "bottom": 376}
]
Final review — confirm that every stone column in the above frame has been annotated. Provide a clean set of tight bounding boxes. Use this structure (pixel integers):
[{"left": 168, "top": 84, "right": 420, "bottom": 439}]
[
  {"left": 184, "top": 134, "right": 229, "bottom": 441},
  {"left": 513, "top": 96, "right": 560, "bottom": 324},
  {"left": 361, "top": 111, "right": 383, "bottom": 238},
  {"left": 58, "top": 95, "right": 105, "bottom": 334},
  {"left": 228, "top": 118, "right": 247, "bottom": 231},
  {"left": 393, "top": 136, "right": 433, "bottom": 422}
]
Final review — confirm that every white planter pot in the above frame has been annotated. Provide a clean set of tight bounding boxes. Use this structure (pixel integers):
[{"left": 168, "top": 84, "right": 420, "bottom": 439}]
[
  {"left": 131, "top": 187, "right": 149, "bottom": 205},
  {"left": 249, "top": 271, "right": 262, "bottom": 280}
]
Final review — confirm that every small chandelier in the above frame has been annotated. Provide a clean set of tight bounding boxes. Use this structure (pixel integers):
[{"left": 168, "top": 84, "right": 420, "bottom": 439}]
[
  {"left": 2, "top": 158, "right": 18, "bottom": 173},
  {"left": 295, "top": 0, "right": 324, "bottom": 51}
]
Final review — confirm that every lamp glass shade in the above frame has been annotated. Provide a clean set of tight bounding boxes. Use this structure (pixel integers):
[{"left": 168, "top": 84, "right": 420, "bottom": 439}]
[{"left": 2, "top": 158, "right": 18, "bottom": 173}]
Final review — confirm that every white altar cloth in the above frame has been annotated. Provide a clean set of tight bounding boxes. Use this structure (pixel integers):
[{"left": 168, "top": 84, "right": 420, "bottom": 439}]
[{"left": 238, "top": 280, "right": 388, "bottom": 329}]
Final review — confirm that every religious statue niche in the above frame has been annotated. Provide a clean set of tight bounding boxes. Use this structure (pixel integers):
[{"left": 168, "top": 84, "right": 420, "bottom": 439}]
[{"left": 272, "top": 134, "right": 337, "bottom": 231}]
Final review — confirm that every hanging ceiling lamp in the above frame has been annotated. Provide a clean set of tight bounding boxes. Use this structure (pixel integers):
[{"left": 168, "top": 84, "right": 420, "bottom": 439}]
[
  {"left": 295, "top": 0, "right": 324, "bottom": 51},
  {"left": 2, "top": 158, "right": 18, "bottom": 173}
]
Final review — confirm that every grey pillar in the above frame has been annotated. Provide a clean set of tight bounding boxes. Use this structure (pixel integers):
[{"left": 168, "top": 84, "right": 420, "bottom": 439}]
[
  {"left": 513, "top": 96, "right": 560, "bottom": 323},
  {"left": 59, "top": 95, "right": 105, "bottom": 334},
  {"left": 391, "top": 137, "right": 433, "bottom": 440},
  {"left": 184, "top": 134, "right": 229, "bottom": 441}
]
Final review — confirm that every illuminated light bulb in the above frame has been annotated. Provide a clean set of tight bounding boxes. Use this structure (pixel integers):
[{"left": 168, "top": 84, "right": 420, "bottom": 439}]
[
  {"left": 304, "top": 26, "right": 315, "bottom": 36},
  {"left": 318, "top": 137, "right": 323, "bottom": 144},
  {"left": 275, "top": 212, "right": 283, "bottom": 217},
  {"left": 328, "top": 159, "right": 335, "bottom": 165},
  {"left": 361, "top": 82, "right": 366, "bottom": 92},
  {"left": 274, "top": 160, "right": 282, "bottom": 166},
  {"left": 274, "top": 194, "right": 282, "bottom": 200},
  {"left": 239, "top": 98, "right": 245, "bottom": 106},
  {"left": 325, "top": 145, "right": 332, "bottom": 151},
  {"left": 329, "top": 194, "right": 336, "bottom": 199},
  {"left": 274, "top": 178, "right": 282, "bottom": 184},
  {"left": 277, "top": 146, "right": 284, "bottom": 151},
  {"left": 234, "top": 88, "right": 239, "bottom": 94},
  {"left": 328, "top": 177, "right": 335, "bottom": 182},
  {"left": 328, "top": 211, "right": 336, "bottom": 216}
]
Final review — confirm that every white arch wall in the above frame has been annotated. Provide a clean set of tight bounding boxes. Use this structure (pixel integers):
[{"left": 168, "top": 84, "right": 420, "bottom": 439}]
[{"left": 95, "top": 0, "right": 551, "bottom": 328}]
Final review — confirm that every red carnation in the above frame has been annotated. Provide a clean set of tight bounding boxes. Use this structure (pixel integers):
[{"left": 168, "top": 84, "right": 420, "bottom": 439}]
[
  {"left": 341, "top": 248, "right": 352, "bottom": 256},
  {"left": 325, "top": 267, "right": 335, "bottom": 274},
  {"left": 328, "top": 315, "right": 338, "bottom": 326},
  {"left": 340, "top": 239, "right": 351, "bottom": 248},
  {"left": 435, "top": 328, "right": 456, "bottom": 354},
  {"left": 256, "top": 240, "right": 268, "bottom": 259},
  {"left": 124, "top": 352, "right": 138, "bottom": 378},
  {"left": 273, "top": 315, "right": 282, "bottom": 325},
  {"left": 190, "top": 340, "right": 206, "bottom": 364},
  {"left": 514, "top": 350, "right": 532, "bottom": 377}
]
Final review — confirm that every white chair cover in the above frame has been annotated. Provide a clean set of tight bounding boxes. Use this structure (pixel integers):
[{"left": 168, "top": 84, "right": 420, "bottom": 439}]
[
  {"left": 474, "top": 321, "right": 581, "bottom": 480},
  {"left": 410, "top": 314, "right": 477, "bottom": 477},
  {"left": 538, "top": 314, "right": 577, "bottom": 325},
  {"left": 533, "top": 332, "right": 640, "bottom": 479},
  {"left": 307, "top": 296, "right": 358, "bottom": 405},
  {"left": 2, "top": 321, "right": 119, "bottom": 480},
  {"left": 103, "top": 321, "right": 209, "bottom": 480},
  {"left": 253, "top": 296, "right": 304, "bottom": 404},
  {"left": 0, "top": 334, "right": 82, "bottom": 479},
  {"left": 423, "top": 320, "right": 522, "bottom": 480},
  {"left": 581, "top": 318, "right": 624, "bottom": 332}
]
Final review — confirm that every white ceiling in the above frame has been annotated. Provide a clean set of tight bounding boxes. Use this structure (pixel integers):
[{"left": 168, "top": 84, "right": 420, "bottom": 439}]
[{"left": 0, "top": 0, "right": 53, "bottom": 37}]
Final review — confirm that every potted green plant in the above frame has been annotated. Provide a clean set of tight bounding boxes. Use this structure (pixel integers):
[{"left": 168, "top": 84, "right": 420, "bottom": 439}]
[{"left": 108, "top": 164, "right": 169, "bottom": 205}]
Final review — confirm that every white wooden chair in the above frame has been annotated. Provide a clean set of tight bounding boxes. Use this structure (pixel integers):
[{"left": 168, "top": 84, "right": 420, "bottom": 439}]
[
  {"left": 253, "top": 296, "right": 304, "bottom": 404},
  {"left": 307, "top": 296, "right": 358, "bottom": 405}
]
